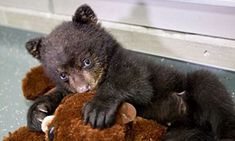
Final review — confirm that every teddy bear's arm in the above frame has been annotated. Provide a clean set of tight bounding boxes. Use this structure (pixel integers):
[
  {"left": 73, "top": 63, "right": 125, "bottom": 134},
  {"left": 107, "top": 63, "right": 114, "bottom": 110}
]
[{"left": 27, "top": 88, "right": 67, "bottom": 132}]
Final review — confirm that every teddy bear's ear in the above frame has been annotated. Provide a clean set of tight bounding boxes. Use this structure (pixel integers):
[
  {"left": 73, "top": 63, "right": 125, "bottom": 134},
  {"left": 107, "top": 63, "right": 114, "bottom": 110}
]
[
  {"left": 25, "top": 37, "right": 44, "bottom": 60},
  {"left": 72, "top": 4, "right": 98, "bottom": 25}
]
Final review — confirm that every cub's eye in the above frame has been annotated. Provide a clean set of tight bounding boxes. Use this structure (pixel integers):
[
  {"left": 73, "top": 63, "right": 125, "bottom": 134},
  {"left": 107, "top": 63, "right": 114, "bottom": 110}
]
[
  {"left": 83, "top": 58, "right": 92, "bottom": 68},
  {"left": 59, "top": 73, "right": 69, "bottom": 81}
]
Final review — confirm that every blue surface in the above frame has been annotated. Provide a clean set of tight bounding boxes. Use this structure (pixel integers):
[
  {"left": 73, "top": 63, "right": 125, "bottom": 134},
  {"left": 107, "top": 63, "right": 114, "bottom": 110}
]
[
  {"left": 0, "top": 26, "right": 40, "bottom": 139},
  {"left": 0, "top": 26, "right": 234, "bottom": 139}
]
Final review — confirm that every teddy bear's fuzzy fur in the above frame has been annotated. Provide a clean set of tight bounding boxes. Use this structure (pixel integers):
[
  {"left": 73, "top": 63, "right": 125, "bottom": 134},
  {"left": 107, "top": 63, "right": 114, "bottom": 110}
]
[{"left": 4, "top": 65, "right": 166, "bottom": 141}]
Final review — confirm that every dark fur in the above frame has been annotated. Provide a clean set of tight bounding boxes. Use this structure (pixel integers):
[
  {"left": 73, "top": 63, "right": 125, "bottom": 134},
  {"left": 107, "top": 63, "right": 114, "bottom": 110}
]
[{"left": 26, "top": 4, "right": 235, "bottom": 140}]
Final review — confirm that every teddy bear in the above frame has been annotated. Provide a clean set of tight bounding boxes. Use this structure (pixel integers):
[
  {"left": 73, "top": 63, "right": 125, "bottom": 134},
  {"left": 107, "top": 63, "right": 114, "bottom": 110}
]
[{"left": 4, "top": 65, "right": 166, "bottom": 141}]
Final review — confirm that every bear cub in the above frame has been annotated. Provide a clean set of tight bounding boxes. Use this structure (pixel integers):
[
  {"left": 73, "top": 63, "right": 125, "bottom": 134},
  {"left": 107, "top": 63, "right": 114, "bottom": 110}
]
[{"left": 26, "top": 4, "right": 235, "bottom": 141}]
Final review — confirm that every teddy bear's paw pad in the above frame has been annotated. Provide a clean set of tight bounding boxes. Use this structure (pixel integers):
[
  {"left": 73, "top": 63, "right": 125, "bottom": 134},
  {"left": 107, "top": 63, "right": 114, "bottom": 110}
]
[
  {"left": 118, "top": 102, "right": 136, "bottom": 124},
  {"left": 41, "top": 115, "right": 55, "bottom": 132}
]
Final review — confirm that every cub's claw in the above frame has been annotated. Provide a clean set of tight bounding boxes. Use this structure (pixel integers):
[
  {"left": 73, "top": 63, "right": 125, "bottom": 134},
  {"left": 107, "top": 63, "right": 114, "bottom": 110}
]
[
  {"left": 83, "top": 99, "right": 120, "bottom": 129},
  {"left": 27, "top": 102, "right": 51, "bottom": 131}
]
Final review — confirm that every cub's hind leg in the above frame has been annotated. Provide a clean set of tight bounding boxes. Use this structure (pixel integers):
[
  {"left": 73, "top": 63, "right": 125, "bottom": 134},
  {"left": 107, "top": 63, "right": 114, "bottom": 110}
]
[
  {"left": 186, "top": 70, "right": 235, "bottom": 140},
  {"left": 164, "top": 126, "right": 216, "bottom": 141}
]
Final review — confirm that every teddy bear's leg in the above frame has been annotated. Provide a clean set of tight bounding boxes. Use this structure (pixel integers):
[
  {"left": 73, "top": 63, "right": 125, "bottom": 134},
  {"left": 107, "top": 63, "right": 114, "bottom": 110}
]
[
  {"left": 27, "top": 88, "right": 67, "bottom": 131},
  {"left": 163, "top": 126, "right": 216, "bottom": 141},
  {"left": 3, "top": 127, "right": 45, "bottom": 141}
]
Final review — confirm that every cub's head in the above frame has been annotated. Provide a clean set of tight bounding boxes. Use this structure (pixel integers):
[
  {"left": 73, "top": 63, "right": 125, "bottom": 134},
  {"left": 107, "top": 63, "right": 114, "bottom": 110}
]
[{"left": 26, "top": 4, "right": 118, "bottom": 93}]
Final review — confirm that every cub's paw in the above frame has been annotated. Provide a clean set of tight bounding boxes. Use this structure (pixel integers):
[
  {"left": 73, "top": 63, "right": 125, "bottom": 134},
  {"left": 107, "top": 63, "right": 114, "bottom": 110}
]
[
  {"left": 27, "top": 101, "right": 52, "bottom": 131},
  {"left": 83, "top": 99, "right": 120, "bottom": 129}
]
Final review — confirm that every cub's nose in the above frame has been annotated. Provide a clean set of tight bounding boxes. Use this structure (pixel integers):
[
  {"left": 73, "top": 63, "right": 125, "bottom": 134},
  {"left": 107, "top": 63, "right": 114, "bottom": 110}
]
[{"left": 76, "top": 85, "right": 91, "bottom": 93}]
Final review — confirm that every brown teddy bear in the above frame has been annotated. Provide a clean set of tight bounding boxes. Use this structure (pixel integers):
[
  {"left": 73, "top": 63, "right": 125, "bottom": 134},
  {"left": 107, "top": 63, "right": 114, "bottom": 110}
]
[{"left": 4, "top": 65, "right": 166, "bottom": 141}]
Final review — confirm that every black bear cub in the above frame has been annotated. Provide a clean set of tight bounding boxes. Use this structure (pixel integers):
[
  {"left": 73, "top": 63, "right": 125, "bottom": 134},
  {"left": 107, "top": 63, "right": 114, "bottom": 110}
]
[{"left": 26, "top": 4, "right": 235, "bottom": 141}]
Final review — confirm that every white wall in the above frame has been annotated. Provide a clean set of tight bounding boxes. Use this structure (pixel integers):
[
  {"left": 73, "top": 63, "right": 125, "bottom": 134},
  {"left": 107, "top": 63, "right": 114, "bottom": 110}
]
[
  {"left": 0, "top": 0, "right": 235, "bottom": 39},
  {"left": 0, "top": 0, "right": 235, "bottom": 70}
]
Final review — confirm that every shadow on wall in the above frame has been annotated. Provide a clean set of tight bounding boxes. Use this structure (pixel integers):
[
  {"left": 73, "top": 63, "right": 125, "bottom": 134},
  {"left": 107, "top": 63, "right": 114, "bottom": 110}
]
[
  {"left": 119, "top": 2, "right": 151, "bottom": 26},
  {"left": 116, "top": 1, "right": 179, "bottom": 59}
]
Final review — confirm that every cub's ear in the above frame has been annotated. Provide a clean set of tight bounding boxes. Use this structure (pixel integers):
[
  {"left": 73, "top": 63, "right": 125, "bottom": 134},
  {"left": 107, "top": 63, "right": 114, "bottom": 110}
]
[
  {"left": 25, "top": 37, "right": 44, "bottom": 60},
  {"left": 72, "top": 4, "right": 98, "bottom": 25}
]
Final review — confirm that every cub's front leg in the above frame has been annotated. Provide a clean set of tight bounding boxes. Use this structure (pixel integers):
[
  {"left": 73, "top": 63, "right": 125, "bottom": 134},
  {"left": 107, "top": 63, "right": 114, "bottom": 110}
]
[
  {"left": 27, "top": 88, "right": 66, "bottom": 131},
  {"left": 82, "top": 85, "right": 123, "bottom": 129}
]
